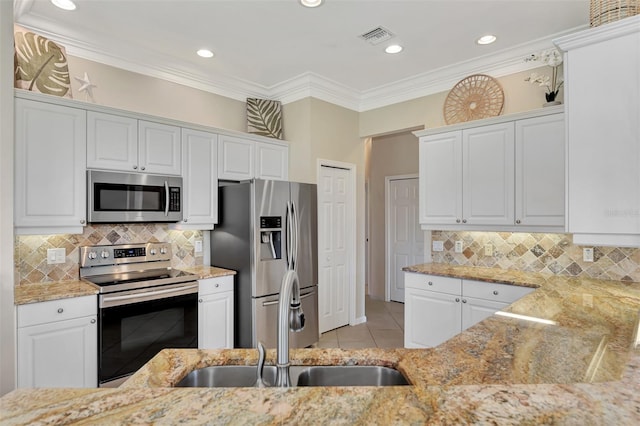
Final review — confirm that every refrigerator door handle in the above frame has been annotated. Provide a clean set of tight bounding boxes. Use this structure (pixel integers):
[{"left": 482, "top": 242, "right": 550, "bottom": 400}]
[
  {"left": 285, "top": 202, "right": 293, "bottom": 270},
  {"left": 291, "top": 201, "right": 299, "bottom": 271}
]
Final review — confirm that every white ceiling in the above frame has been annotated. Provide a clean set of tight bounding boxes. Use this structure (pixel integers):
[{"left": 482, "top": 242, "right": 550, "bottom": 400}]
[{"left": 14, "top": 0, "right": 590, "bottom": 111}]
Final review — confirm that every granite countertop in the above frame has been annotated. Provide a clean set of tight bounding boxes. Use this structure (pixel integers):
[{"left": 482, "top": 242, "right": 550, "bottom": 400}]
[
  {"left": 2, "top": 264, "right": 640, "bottom": 424},
  {"left": 13, "top": 266, "right": 235, "bottom": 306}
]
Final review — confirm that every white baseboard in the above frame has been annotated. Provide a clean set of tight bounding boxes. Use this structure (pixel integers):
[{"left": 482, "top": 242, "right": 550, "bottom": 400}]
[{"left": 351, "top": 316, "right": 367, "bottom": 326}]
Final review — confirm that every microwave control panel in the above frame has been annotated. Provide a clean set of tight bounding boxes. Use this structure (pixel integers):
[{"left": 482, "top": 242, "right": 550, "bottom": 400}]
[{"left": 169, "top": 187, "right": 181, "bottom": 212}]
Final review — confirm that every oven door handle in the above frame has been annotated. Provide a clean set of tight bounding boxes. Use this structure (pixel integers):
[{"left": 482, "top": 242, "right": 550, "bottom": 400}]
[{"left": 102, "top": 284, "right": 198, "bottom": 305}]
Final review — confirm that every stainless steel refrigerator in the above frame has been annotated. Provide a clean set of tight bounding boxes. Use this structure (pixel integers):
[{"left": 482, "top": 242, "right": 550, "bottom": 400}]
[{"left": 211, "top": 179, "right": 319, "bottom": 349}]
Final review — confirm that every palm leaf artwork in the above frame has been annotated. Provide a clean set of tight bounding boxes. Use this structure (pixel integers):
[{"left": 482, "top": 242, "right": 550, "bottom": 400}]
[
  {"left": 247, "top": 98, "right": 283, "bottom": 139},
  {"left": 14, "top": 26, "right": 72, "bottom": 98}
]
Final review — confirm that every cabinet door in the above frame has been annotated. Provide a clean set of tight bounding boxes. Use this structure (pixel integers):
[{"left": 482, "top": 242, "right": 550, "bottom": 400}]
[
  {"left": 255, "top": 142, "right": 288, "bottom": 181},
  {"left": 564, "top": 29, "right": 640, "bottom": 239},
  {"left": 180, "top": 129, "right": 218, "bottom": 228},
  {"left": 138, "top": 121, "right": 181, "bottom": 175},
  {"left": 18, "top": 316, "right": 97, "bottom": 388},
  {"left": 14, "top": 99, "right": 87, "bottom": 233},
  {"left": 404, "top": 287, "right": 461, "bottom": 348},
  {"left": 515, "top": 114, "right": 565, "bottom": 227},
  {"left": 87, "top": 111, "right": 138, "bottom": 172},
  {"left": 198, "top": 291, "right": 234, "bottom": 349},
  {"left": 419, "top": 131, "right": 462, "bottom": 225},
  {"left": 461, "top": 297, "right": 507, "bottom": 331},
  {"left": 218, "top": 135, "right": 254, "bottom": 181},
  {"left": 462, "top": 123, "right": 514, "bottom": 226}
]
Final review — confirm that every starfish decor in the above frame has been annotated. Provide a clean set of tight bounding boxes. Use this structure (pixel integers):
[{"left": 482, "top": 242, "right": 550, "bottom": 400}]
[{"left": 74, "top": 72, "right": 96, "bottom": 102}]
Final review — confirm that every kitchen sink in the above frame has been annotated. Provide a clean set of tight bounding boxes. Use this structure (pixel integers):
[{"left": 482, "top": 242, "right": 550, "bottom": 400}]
[{"left": 175, "top": 365, "right": 410, "bottom": 387}]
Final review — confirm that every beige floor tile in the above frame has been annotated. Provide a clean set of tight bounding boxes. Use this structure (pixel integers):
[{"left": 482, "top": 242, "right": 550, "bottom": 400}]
[{"left": 338, "top": 340, "right": 376, "bottom": 349}]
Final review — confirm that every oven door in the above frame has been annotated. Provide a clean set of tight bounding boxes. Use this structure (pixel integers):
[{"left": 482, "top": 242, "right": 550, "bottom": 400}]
[{"left": 98, "top": 282, "right": 198, "bottom": 386}]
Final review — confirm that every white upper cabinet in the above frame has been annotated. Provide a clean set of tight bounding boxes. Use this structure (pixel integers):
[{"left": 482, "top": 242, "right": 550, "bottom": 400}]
[
  {"left": 87, "top": 112, "right": 181, "bottom": 175},
  {"left": 555, "top": 17, "right": 640, "bottom": 247},
  {"left": 416, "top": 108, "right": 565, "bottom": 232},
  {"left": 515, "top": 113, "right": 565, "bottom": 227},
  {"left": 138, "top": 120, "right": 181, "bottom": 175},
  {"left": 87, "top": 111, "right": 137, "bottom": 171},
  {"left": 419, "top": 131, "right": 462, "bottom": 225},
  {"left": 462, "top": 123, "right": 515, "bottom": 226},
  {"left": 218, "top": 135, "right": 254, "bottom": 181},
  {"left": 14, "top": 97, "right": 87, "bottom": 234},
  {"left": 175, "top": 128, "right": 218, "bottom": 229},
  {"left": 218, "top": 134, "right": 289, "bottom": 181}
]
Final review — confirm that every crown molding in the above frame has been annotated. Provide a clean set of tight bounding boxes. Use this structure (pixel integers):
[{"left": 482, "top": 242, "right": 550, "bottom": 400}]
[
  {"left": 14, "top": 0, "right": 589, "bottom": 112},
  {"left": 554, "top": 15, "right": 639, "bottom": 51}
]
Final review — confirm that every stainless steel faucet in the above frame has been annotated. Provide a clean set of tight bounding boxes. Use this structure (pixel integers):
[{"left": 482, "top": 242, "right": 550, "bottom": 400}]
[{"left": 275, "top": 270, "right": 305, "bottom": 387}]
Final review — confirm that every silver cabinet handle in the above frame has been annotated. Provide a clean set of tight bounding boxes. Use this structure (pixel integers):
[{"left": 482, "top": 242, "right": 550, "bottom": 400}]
[
  {"left": 141, "top": 166, "right": 146, "bottom": 171},
  {"left": 462, "top": 299, "right": 467, "bottom": 303},
  {"left": 80, "top": 219, "right": 86, "bottom": 224},
  {"left": 133, "top": 165, "right": 138, "bottom": 170},
  {"left": 183, "top": 219, "right": 188, "bottom": 222},
  {"left": 493, "top": 290, "right": 499, "bottom": 295},
  {"left": 57, "top": 308, "right": 64, "bottom": 313},
  {"left": 456, "top": 219, "right": 461, "bottom": 223},
  {"left": 90, "top": 319, "right": 96, "bottom": 324},
  {"left": 198, "top": 298, "right": 203, "bottom": 303},
  {"left": 462, "top": 219, "right": 467, "bottom": 223},
  {"left": 515, "top": 219, "right": 521, "bottom": 224},
  {"left": 455, "top": 298, "right": 460, "bottom": 302},
  {"left": 215, "top": 283, "right": 219, "bottom": 288},
  {"left": 428, "top": 281, "right": 433, "bottom": 286}
]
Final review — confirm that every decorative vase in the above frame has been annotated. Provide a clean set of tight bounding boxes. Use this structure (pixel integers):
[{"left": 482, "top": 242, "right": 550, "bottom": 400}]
[{"left": 543, "top": 90, "right": 561, "bottom": 107}]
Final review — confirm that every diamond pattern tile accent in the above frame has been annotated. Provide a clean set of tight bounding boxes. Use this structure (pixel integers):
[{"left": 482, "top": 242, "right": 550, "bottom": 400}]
[
  {"left": 431, "top": 231, "right": 640, "bottom": 282},
  {"left": 15, "top": 224, "right": 204, "bottom": 285}
]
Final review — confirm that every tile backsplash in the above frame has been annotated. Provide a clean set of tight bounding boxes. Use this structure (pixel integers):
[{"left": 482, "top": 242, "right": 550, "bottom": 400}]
[
  {"left": 431, "top": 231, "right": 640, "bottom": 283},
  {"left": 15, "top": 224, "right": 203, "bottom": 285}
]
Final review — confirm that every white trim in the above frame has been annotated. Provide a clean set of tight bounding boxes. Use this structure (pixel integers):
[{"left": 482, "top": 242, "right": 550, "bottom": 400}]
[
  {"left": 317, "top": 159, "right": 360, "bottom": 327},
  {"left": 385, "top": 174, "right": 419, "bottom": 303},
  {"left": 554, "top": 15, "right": 640, "bottom": 52}
]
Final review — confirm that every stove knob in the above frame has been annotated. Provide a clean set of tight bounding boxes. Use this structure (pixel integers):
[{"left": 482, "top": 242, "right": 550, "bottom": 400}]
[
  {"left": 101, "top": 250, "right": 110, "bottom": 259},
  {"left": 160, "top": 247, "right": 167, "bottom": 255},
  {"left": 150, "top": 249, "right": 157, "bottom": 255},
  {"left": 88, "top": 252, "right": 97, "bottom": 260}
]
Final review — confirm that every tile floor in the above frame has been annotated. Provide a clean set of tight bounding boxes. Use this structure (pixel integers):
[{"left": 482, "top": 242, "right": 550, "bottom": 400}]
[{"left": 315, "top": 296, "right": 404, "bottom": 349}]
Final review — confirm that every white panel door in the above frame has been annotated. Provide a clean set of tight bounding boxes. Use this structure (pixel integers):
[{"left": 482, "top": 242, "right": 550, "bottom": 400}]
[
  {"left": 218, "top": 135, "right": 254, "bottom": 181},
  {"left": 255, "top": 142, "right": 288, "bottom": 181},
  {"left": 462, "top": 123, "right": 515, "bottom": 226},
  {"left": 318, "top": 166, "right": 350, "bottom": 333},
  {"left": 198, "top": 291, "right": 234, "bottom": 349},
  {"left": 86, "top": 111, "right": 138, "bottom": 172},
  {"left": 404, "top": 287, "right": 461, "bottom": 348},
  {"left": 388, "top": 177, "right": 424, "bottom": 303},
  {"left": 138, "top": 120, "right": 182, "bottom": 175},
  {"left": 461, "top": 297, "right": 507, "bottom": 331},
  {"left": 181, "top": 128, "right": 218, "bottom": 227}
]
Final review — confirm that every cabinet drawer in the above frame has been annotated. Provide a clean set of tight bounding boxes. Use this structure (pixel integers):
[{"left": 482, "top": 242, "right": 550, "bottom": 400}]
[
  {"left": 404, "top": 273, "right": 461, "bottom": 295},
  {"left": 18, "top": 295, "right": 97, "bottom": 328},
  {"left": 198, "top": 276, "right": 234, "bottom": 296},
  {"left": 462, "top": 280, "right": 534, "bottom": 304}
]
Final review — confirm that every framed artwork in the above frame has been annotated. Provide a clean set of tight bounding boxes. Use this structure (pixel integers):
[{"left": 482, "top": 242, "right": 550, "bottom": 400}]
[
  {"left": 14, "top": 25, "right": 72, "bottom": 99},
  {"left": 247, "top": 98, "right": 283, "bottom": 139}
]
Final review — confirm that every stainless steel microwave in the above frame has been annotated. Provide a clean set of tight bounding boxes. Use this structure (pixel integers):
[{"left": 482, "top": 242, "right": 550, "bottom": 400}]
[{"left": 87, "top": 170, "right": 183, "bottom": 223}]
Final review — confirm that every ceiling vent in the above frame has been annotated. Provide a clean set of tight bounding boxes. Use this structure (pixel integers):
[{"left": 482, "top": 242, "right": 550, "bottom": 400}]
[{"left": 359, "top": 26, "right": 394, "bottom": 45}]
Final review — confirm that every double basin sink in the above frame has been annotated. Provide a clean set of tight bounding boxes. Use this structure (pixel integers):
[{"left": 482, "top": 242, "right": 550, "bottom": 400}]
[{"left": 176, "top": 365, "right": 410, "bottom": 388}]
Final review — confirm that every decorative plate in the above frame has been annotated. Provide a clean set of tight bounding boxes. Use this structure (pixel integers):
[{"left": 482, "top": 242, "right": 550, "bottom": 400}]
[{"left": 443, "top": 74, "right": 504, "bottom": 124}]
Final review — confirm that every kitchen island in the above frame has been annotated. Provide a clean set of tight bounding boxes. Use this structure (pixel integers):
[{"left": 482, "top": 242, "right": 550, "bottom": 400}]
[{"left": 2, "top": 265, "right": 639, "bottom": 424}]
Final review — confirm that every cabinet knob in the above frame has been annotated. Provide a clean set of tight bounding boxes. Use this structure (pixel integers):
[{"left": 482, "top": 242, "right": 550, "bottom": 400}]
[
  {"left": 133, "top": 165, "right": 138, "bottom": 170},
  {"left": 141, "top": 166, "right": 146, "bottom": 171},
  {"left": 462, "top": 299, "right": 467, "bottom": 303},
  {"left": 57, "top": 308, "right": 64, "bottom": 314},
  {"left": 90, "top": 319, "right": 96, "bottom": 324},
  {"left": 455, "top": 298, "right": 460, "bottom": 302},
  {"left": 462, "top": 219, "right": 467, "bottom": 224},
  {"left": 428, "top": 281, "right": 433, "bottom": 286},
  {"left": 493, "top": 290, "right": 499, "bottom": 295},
  {"left": 198, "top": 298, "right": 203, "bottom": 303},
  {"left": 515, "top": 219, "right": 521, "bottom": 224},
  {"left": 80, "top": 219, "right": 86, "bottom": 224},
  {"left": 215, "top": 283, "right": 219, "bottom": 288},
  {"left": 183, "top": 219, "right": 188, "bottom": 223},
  {"left": 456, "top": 219, "right": 461, "bottom": 223}
]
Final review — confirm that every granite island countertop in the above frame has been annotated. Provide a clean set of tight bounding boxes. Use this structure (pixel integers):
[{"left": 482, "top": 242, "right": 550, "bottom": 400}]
[{"left": 2, "top": 265, "right": 640, "bottom": 424}]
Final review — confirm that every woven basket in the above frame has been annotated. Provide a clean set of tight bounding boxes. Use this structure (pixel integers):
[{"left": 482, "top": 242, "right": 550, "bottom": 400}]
[{"left": 590, "top": 0, "right": 638, "bottom": 26}]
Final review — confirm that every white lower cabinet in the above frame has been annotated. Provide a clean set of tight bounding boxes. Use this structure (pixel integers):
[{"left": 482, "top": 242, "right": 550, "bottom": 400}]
[
  {"left": 17, "top": 296, "right": 97, "bottom": 388},
  {"left": 404, "top": 273, "right": 534, "bottom": 348},
  {"left": 198, "top": 276, "right": 234, "bottom": 349}
]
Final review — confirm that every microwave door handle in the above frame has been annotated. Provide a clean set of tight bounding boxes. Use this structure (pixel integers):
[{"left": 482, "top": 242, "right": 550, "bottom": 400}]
[{"left": 164, "top": 181, "right": 170, "bottom": 216}]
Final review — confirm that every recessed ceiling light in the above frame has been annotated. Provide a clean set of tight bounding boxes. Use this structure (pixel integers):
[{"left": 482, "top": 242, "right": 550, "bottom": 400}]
[
  {"left": 300, "top": 0, "right": 323, "bottom": 7},
  {"left": 385, "top": 44, "right": 403, "bottom": 54},
  {"left": 51, "top": 0, "right": 76, "bottom": 11},
  {"left": 476, "top": 35, "right": 497, "bottom": 45},
  {"left": 197, "top": 49, "right": 214, "bottom": 58}
]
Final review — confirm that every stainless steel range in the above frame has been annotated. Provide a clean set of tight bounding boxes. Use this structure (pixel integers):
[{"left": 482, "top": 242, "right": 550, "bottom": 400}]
[{"left": 80, "top": 243, "right": 199, "bottom": 387}]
